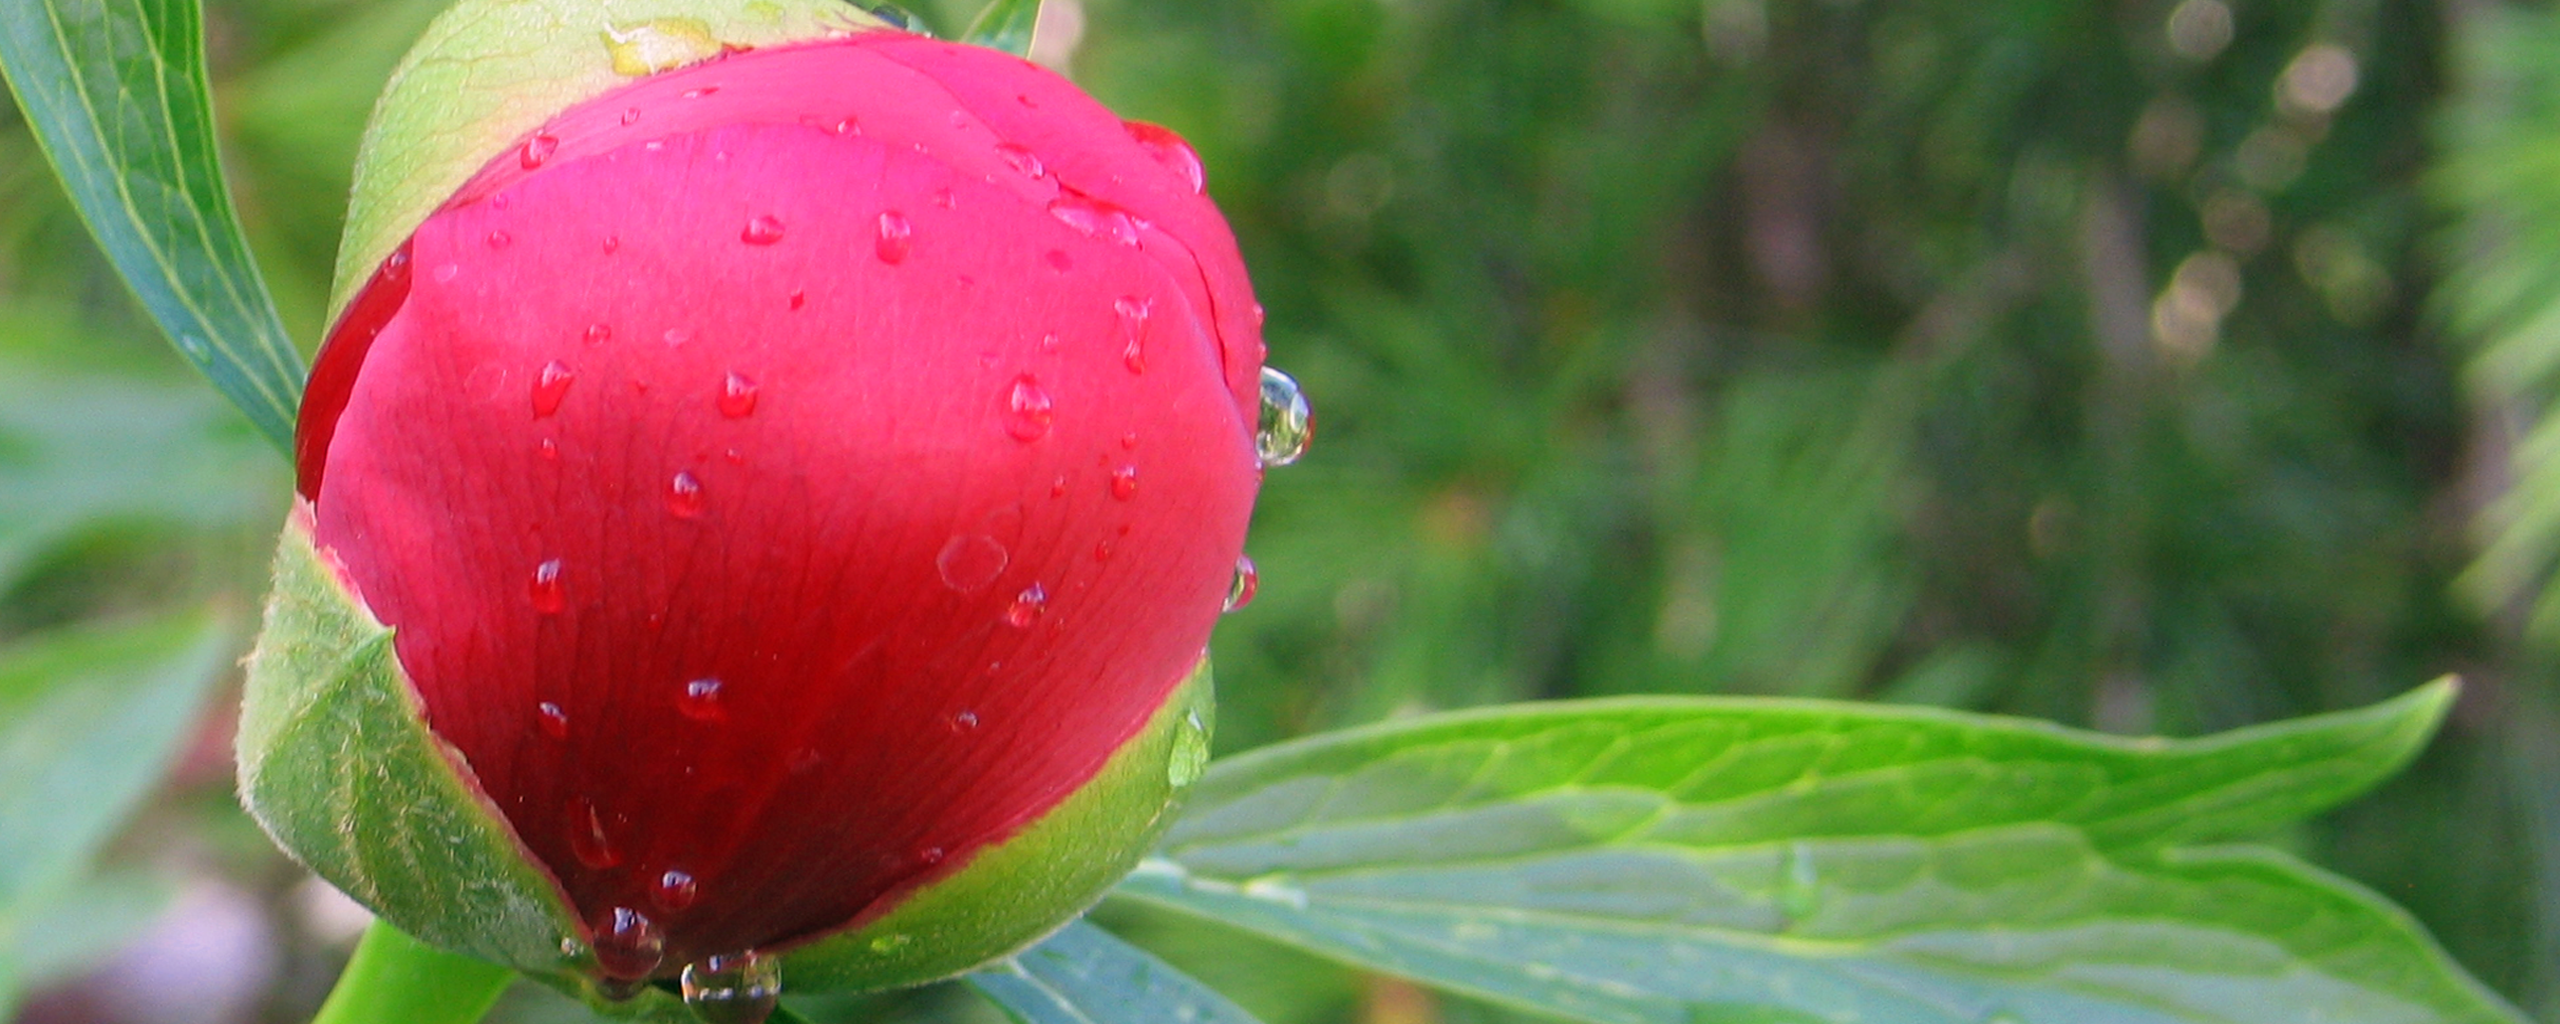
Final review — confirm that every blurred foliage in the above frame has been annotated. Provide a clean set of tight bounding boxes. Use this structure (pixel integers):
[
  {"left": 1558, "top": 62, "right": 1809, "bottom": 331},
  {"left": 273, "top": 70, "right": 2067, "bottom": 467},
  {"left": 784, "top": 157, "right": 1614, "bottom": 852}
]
[{"left": 0, "top": 0, "right": 2554, "bottom": 1021}]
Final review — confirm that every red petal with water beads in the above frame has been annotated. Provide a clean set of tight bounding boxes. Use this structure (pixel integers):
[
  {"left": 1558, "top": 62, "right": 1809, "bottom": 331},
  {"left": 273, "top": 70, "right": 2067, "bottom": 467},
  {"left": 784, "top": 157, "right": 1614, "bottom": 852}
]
[{"left": 296, "top": 37, "right": 1261, "bottom": 975}]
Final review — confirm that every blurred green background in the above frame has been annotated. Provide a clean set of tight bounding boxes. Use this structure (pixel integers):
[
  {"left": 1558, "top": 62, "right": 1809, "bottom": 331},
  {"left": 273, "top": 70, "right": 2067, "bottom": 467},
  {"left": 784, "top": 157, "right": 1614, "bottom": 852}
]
[{"left": 3, "top": 0, "right": 2557, "bottom": 1021}]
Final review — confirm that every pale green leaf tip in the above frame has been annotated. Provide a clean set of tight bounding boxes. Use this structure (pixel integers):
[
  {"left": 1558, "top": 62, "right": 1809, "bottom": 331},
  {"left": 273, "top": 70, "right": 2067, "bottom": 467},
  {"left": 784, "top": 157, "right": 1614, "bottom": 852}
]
[{"left": 962, "top": 0, "right": 1040, "bottom": 59}]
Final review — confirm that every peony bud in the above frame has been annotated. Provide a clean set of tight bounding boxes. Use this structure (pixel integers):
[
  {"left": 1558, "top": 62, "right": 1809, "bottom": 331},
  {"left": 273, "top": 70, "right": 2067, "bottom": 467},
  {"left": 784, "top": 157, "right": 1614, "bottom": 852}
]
[{"left": 238, "top": 4, "right": 1289, "bottom": 1015}]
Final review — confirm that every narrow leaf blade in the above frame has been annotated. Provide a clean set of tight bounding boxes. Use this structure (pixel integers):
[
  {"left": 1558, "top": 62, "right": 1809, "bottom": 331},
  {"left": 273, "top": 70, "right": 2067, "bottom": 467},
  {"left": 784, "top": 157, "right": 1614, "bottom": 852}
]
[
  {"left": 1122, "top": 686, "right": 2523, "bottom": 1024},
  {"left": 0, "top": 0, "right": 305, "bottom": 449},
  {"left": 962, "top": 0, "right": 1041, "bottom": 58},
  {"left": 968, "top": 920, "right": 1267, "bottom": 1024}
]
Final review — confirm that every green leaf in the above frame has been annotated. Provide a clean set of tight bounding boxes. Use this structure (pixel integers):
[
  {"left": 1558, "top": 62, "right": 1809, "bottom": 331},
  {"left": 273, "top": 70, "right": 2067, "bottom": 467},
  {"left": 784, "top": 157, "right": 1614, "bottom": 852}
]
[
  {"left": 967, "top": 920, "right": 1266, "bottom": 1024},
  {"left": 962, "top": 0, "right": 1041, "bottom": 58},
  {"left": 236, "top": 515, "right": 581, "bottom": 977},
  {"left": 1118, "top": 684, "right": 2529, "bottom": 1024},
  {"left": 0, "top": 364, "right": 282, "bottom": 592},
  {"left": 0, "top": 610, "right": 231, "bottom": 910},
  {"left": 312, "top": 922, "right": 516, "bottom": 1024},
  {"left": 0, "top": 0, "right": 304, "bottom": 451}
]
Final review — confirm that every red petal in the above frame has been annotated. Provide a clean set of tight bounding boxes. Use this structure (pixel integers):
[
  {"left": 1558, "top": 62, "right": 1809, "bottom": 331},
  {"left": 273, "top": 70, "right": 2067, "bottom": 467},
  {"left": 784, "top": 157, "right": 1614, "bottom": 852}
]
[{"left": 304, "top": 45, "right": 1259, "bottom": 969}]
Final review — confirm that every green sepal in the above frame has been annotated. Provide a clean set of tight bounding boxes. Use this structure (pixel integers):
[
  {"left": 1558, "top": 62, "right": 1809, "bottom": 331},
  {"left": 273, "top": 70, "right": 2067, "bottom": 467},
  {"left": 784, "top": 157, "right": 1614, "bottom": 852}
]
[
  {"left": 237, "top": 508, "right": 583, "bottom": 977},
  {"left": 330, "top": 0, "right": 889, "bottom": 322},
  {"left": 783, "top": 661, "right": 1215, "bottom": 993},
  {"left": 961, "top": 0, "right": 1041, "bottom": 59}
]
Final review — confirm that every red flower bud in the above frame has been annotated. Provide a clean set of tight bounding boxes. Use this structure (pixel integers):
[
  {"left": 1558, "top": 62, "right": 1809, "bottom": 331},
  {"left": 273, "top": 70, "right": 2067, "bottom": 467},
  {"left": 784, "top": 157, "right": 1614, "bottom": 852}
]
[{"left": 245, "top": 27, "right": 1278, "bottom": 1008}]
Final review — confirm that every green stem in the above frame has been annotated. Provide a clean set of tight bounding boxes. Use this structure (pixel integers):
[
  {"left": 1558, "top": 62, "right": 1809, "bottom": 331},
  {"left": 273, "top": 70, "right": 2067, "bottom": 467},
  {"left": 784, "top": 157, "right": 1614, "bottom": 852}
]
[{"left": 314, "top": 921, "right": 516, "bottom": 1024}]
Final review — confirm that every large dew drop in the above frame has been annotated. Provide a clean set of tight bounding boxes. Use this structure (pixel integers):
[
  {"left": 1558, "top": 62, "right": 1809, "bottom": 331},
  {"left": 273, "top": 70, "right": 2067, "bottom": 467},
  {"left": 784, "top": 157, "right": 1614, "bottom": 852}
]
[
  {"left": 653, "top": 868, "right": 699, "bottom": 912},
  {"left": 876, "top": 210, "right": 914, "bottom": 264},
  {"left": 520, "top": 133, "right": 560, "bottom": 170},
  {"left": 682, "top": 950, "right": 782, "bottom": 1024},
  {"left": 1116, "top": 297, "right": 1151, "bottom": 374},
  {"left": 569, "top": 796, "right": 620, "bottom": 869},
  {"left": 667, "top": 471, "right": 706, "bottom": 519},
  {"left": 680, "top": 677, "right": 727, "bottom": 721},
  {"left": 1005, "top": 375, "right": 1054, "bottom": 441},
  {"left": 1048, "top": 194, "right": 1143, "bottom": 247},
  {"left": 994, "top": 141, "right": 1048, "bottom": 180},
  {"left": 1004, "top": 584, "right": 1049, "bottom": 628},
  {"left": 1168, "top": 709, "right": 1210, "bottom": 788},
  {"left": 591, "top": 906, "right": 665, "bottom": 994},
  {"left": 1123, "top": 121, "right": 1207, "bottom": 195},
  {"left": 1225, "top": 556, "right": 1259, "bottom": 612},
  {"left": 1256, "top": 366, "right": 1313, "bottom": 467},
  {"left": 532, "top": 361, "right": 575, "bottom": 418},
  {"left": 529, "top": 559, "right": 567, "bottom": 613},
  {"left": 937, "top": 535, "right": 1009, "bottom": 592},
  {"left": 719, "top": 372, "right": 760, "bottom": 419},
  {"left": 741, "top": 214, "right": 786, "bottom": 246}
]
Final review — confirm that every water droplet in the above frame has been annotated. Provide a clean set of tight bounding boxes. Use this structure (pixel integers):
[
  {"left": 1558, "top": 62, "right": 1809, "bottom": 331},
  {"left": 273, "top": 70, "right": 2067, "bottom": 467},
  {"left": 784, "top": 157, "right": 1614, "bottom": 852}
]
[
  {"left": 520, "top": 133, "right": 560, "bottom": 169},
  {"left": 487, "top": 229, "right": 513, "bottom": 250},
  {"left": 591, "top": 906, "right": 663, "bottom": 984},
  {"left": 867, "top": 933, "right": 911, "bottom": 954},
  {"left": 663, "top": 326, "right": 693, "bottom": 347},
  {"left": 1120, "top": 432, "right": 1140, "bottom": 451},
  {"left": 994, "top": 141, "right": 1048, "bottom": 180},
  {"left": 681, "top": 951, "right": 781, "bottom": 1024},
  {"left": 1039, "top": 332, "right": 1060, "bottom": 353},
  {"left": 950, "top": 709, "right": 981, "bottom": 732},
  {"left": 622, "top": 107, "right": 642, "bottom": 125},
  {"left": 569, "top": 797, "right": 619, "bottom": 868},
  {"left": 683, "top": 86, "right": 719, "bottom": 99},
  {"left": 385, "top": 244, "right": 412, "bottom": 279},
  {"left": 653, "top": 869, "right": 699, "bottom": 912},
  {"left": 1168, "top": 709, "right": 1210, "bottom": 787},
  {"left": 1050, "top": 475, "right": 1069, "bottom": 498},
  {"left": 177, "top": 334, "right": 210, "bottom": 359},
  {"left": 1225, "top": 556, "right": 1259, "bottom": 612},
  {"left": 602, "top": 18, "right": 721, "bottom": 77},
  {"left": 667, "top": 471, "right": 705, "bottom": 518},
  {"left": 1045, "top": 249, "right": 1072, "bottom": 272},
  {"left": 1005, "top": 375, "right": 1054, "bottom": 441},
  {"left": 831, "top": 116, "right": 859, "bottom": 135},
  {"left": 532, "top": 361, "right": 575, "bottom": 417},
  {"left": 1256, "top": 366, "right": 1313, "bottom": 467},
  {"left": 538, "top": 701, "right": 570, "bottom": 739},
  {"left": 1004, "top": 584, "right": 1048, "bottom": 628},
  {"left": 1116, "top": 298, "right": 1152, "bottom": 373},
  {"left": 1110, "top": 466, "right": 1139, "bottom": 501},
  {"left": 875, "top": 210, "right": 913, "bottom": 264},
  {"left": 680, "top": 677, "right": 726, "bottom": 721},
  {"left": 1048, "top": 194, "right": 1143, "bottom": 246},
  {"left": 934, "top": 187, "right": 957, "bottom": 210},
  {"left": 602, "top": 235, "right": 622, "bottom": 255},
  {"left": 719, "top": 372, "right": 760, "bottom": 418},
  {"left": 530, "top": 559, "right": 566, "bottom": 613},
  {"left": 584, "top": 323, "right": 612, "bottom": 345},
  {"left": 937, "top": 535, "right": 1009, "bottom": 592},
  {"left": 433, "top": 263, "right": 460, "bottom": 283},
  {"left": 741, "top": 214, "right": 786, "bottom": 245},
  {"left": 788, "top": 289, "right": 806, "bottom": 310},
  {"left": 1123, "top": 121, "right": 1207, "bottom": 194},
  {"left": 539, "top": 438, "right": 560, "bottom": 461},
  {"left": 1094, "top": 539, "right": 1115, "bottom": 562},
  {"left": 917, "top": 846, "right": 945, "bottom": 865}
]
